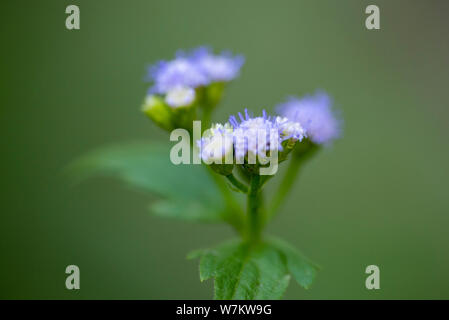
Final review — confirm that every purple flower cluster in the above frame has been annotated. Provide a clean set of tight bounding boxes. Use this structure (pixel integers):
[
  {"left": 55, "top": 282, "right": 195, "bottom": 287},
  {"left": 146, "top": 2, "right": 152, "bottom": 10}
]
[
  {"left": 190, "top": 47, "right": 245, "bottom": 83},
  {"left": 147, "top": 47, "right": 244, "bottom": 95},
  {"left": 148, "top": 58, "right": 208, "bottom": 94},
  {"left": 276, "top": 91, "right": 341, "bottom": 144},
  {"left": 230, "top": 110, "right": 306, "bottom": 161},
  {"left": 197, "top": 110, "right": 305, "bottom": 164}
]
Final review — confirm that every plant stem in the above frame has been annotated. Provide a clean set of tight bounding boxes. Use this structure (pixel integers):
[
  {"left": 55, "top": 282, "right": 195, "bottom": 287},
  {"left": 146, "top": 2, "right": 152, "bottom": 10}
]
[
  {"left": 266, "top": 156, "right": 302, "bottom": 223},
  {"left": 247, "top": 174, "right": 261, "bottom": 243},
  {"left": 226, "top": 173, "right": 248, "bottom": 193}
]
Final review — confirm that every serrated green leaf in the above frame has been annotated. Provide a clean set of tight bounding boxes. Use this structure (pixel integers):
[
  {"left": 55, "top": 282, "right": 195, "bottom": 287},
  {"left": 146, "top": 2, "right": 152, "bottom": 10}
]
[
  {"left": 227, "top": 246, "right": 291, "bottom": 300},
  {"left": 67, "top": 141, "right": 226, "bottom": 222},
  {"left": 268, "top": 237, "right": 320, "bottom": 289},
  {"left": 191, "top": 239, "right": 290, "bottom": 300}
]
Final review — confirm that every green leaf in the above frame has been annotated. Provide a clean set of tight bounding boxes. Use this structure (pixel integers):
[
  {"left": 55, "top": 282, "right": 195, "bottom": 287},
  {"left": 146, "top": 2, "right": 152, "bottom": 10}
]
[
  {"left": 186, "top": 248, "right": 207, "bottom": 260},
  {"left": 268, "top": 237, "right": 320, "bottom": 289},
  {"left": 67, "top": 141, "right": 226, "bottom": 222},
  {"left": 190, "top": 239, "right": 291, "bottom": 300},
  {"left": 189, "top": 238, "right": 320, "bottom": 299},
  {"left": 151, "top": 198, "right": 223, "bottom": 222}
]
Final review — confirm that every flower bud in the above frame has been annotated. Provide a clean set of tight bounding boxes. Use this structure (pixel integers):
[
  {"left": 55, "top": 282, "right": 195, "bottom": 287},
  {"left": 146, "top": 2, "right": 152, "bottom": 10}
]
[{"left": 141, "top": 95, "right": 174, "bottom": 131}]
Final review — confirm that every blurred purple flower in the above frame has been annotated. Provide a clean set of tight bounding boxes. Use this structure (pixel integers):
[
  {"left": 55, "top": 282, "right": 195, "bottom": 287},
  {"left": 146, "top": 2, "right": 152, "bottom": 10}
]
[
  {"left": 276, "top": 91, "right": 341, "bottom": 144},
  {"left": 190, "top": 47, "right": 245, "bottom": 82},
  {"left": 147, "top": 57, "right": 208, "bottom": 94}
]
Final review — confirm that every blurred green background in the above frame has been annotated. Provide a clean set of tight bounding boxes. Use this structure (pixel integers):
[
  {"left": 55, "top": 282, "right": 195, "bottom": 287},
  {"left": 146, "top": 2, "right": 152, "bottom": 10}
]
[{"left": 1, "top": 0, "right": 448, "bottom": 299}]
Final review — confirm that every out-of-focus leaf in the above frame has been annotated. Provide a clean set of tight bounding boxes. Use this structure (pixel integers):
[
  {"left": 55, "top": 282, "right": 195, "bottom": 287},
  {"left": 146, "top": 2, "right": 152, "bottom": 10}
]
[
  {"left": 67, "top": 141, "right": 226, "bottom": 222},
  {"left": 189, "top": 239, "right": 291, "bottom": 300},
  {"left": 268, "top": 237, "right": 320, "bottom": 289},
  {"left": 151, "top": 198, "right": 224, "bottom": 222}
]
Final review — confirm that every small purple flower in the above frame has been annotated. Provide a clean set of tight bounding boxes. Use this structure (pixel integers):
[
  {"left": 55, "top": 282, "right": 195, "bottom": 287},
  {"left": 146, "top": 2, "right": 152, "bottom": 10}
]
[
  {"left": 276, "top": 91, "right": 341, "bottom": 144},
  {"left": 147, "top": 57, "right": 208, "bottom": 94},
  {"left": 190, "top": 47, "right": 245, "bottom": 82},
  {"left": 229, "top": 109, "right": 304, "bottom": 161}
]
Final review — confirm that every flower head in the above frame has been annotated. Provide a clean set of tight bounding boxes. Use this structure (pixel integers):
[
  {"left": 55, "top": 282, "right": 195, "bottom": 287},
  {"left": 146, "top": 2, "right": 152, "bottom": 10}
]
[
  {"left": 147, "top": 57, "right": 208, "bottom": 94},
  {"left": 275, "top": 116, "right": 307, "bottom": 142},
  {"left": 276, "top": 91, "right": 341, "bottom": 144},
  {"left": 229, "top": 109, "right": 305, "bottom": 162},
  {"left": 190, "top": 47, "right": 245, "bottom": 82}
]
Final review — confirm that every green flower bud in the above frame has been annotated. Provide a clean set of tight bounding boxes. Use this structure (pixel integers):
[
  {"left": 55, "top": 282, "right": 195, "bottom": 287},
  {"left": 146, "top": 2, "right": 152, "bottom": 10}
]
[{"left": 141, "top": 95, "right": 174, "bottom": 131}]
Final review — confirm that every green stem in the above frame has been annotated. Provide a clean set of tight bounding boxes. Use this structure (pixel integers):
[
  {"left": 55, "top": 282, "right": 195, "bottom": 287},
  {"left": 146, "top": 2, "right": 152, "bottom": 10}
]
[
  {"left": 226, "top": 173, "right": 248, "bottom": 193},
  {"left": 266, "top": 157, "right": 302, "bottom": 223},
  {"left": 247, "top": 174, "right": 261, "bottom": 243}
]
